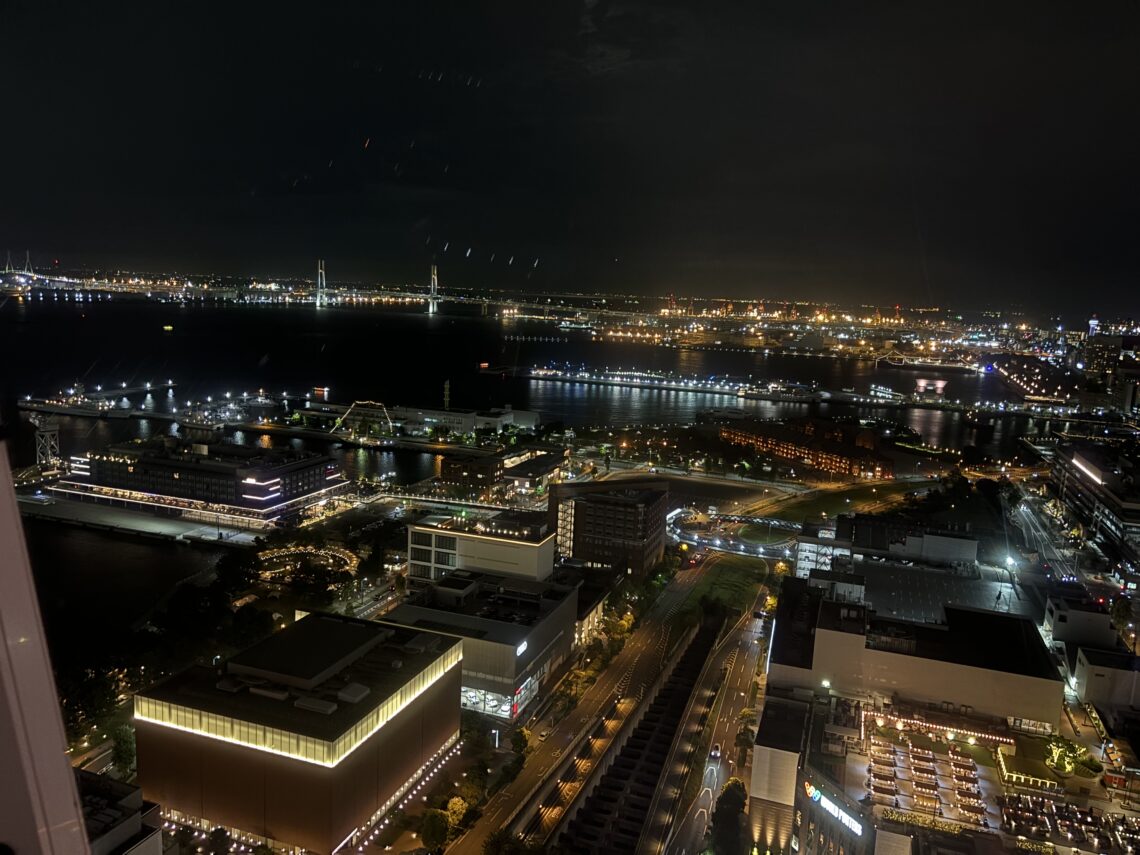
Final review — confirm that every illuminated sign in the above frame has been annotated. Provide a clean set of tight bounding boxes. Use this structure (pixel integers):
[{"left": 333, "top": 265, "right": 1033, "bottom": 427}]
[
  {"left": 516, "top": 641, "right": 528, "bottom": 657},
  {"left": 804, "top": 781, "right": 863, "bottom": 836}
]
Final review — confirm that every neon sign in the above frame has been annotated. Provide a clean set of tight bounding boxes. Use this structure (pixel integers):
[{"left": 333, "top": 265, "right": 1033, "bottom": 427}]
[{"left": 804, "top": 781, "right": 863, "bottom": 836}]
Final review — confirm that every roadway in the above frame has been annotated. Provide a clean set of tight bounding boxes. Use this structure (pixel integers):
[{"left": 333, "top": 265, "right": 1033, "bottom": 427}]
[
  {"left": 653, "top": 595, "right": 768, "bottom": 855},
  {"left": 1016, "top": 498, "right": 1120, "bottom": 604},
  {"left": 447, "top": 557, "right": 713, "bottom": 855}
]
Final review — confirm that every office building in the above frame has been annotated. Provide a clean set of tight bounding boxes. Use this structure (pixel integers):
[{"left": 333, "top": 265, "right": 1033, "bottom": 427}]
[
  {"left": 384, "top": 570, "right": 577, "bottom": 719},
  {"left": 1051, "top": 442, "right": 1140, "bottom": 571},
  {"left": 439, "top": 452, "right": 504, "bottom": 489},
  {"left": 1072, "top": 648, "right": 1140, "bottom": 711},
  {"left": 1043, "top": 596, "right": 1118, "bottom": 650},
  {"left": 547, "top": 482, "right": 668, "bottom": 576},
  {"left": 135, "top": 614, "right": 462, "bottom": 854},
  {"left": 407, "top": 510, "right": 556, "bottom": 582},
  {"left": 503, "top": 453, "right": 565, "bottom": 493},
  {"left": 77, "top": 770, "right": 162, "bottom": 855},
  {"left": 1083, "top": 335, "right": 1139, "bottom": 381},
  {"left": 59, "top": 439, "right": 347, "bottom": 528},
  {"left": 795, "top": 514, "right": 978, "bottom": 577}
]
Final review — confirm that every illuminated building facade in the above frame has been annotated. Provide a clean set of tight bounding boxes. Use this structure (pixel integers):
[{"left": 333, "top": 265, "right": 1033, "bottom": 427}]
[
  {"left": 439, "top": 452, "right": 504, "bottom": 489},
  {"left": 407, "top": 510, "right": 555, "bottom": 582},
  {"left": 135, "top": 615, "right": 462, "bottom": 854},
  {"left": 1052, "top": 443, "right": 1140, "bottom": 570},
  {"left": 385, "top": 570, "right": 577, "bottom": 720},
  {"left": 721, "top": 424, "right": 893, "bottom": 479},
  {"left": 60, "top": 439, "right": 347, "bottom": 526}
]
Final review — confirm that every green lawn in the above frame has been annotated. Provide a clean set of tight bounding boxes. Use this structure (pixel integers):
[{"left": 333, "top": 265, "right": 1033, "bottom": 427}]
[
  {"left": 689, "top": 554, "right": 769, "bottom": 608},
  {"left": 738, "top": 523, "right": 791, "bottom": 545},
  {"left": 768, "top": 481, "right": 924, "bottom": 523}
]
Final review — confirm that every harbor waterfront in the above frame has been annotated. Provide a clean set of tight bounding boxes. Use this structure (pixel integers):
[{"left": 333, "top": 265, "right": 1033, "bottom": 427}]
[
  {"left": 0, "top": 301, "right": 1075, "bottom": 639},
  {"left": 2, "top": 300, "right": 1061, "bottom": 453}
]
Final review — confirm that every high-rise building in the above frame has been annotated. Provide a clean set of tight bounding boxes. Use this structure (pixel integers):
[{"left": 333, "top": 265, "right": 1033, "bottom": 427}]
[
  {"left": 0, "top": 441, "right": 90, "bottom": 853},
  {"left": 569, "top": 488, "right": 668, "bottom": 576}
]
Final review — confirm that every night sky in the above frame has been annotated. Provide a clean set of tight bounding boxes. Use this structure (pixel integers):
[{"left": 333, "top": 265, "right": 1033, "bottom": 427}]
[{"left": 3, "top": 1, "right": 1138, "bottom": 311}]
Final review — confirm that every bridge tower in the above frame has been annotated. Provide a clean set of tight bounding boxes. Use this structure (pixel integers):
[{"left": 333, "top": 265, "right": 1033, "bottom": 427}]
[
  {"left": 30, "top": 416, "right": 60, "bottom": 465},
  {"left": 3, "top": 251, "right": 12, "bottom": 273},
  {"left": 316, "top": 259, "right": 327, "bottom": 308},
  {"left": 428, "top": 263, "right": 439, "bottom": 314},
  {"left": 22, "top": 251, "right": 32, "bottom": 275}
]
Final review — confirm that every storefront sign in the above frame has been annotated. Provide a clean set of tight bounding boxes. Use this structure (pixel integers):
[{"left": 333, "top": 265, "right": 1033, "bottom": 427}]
[{"left": 804, "top": 781, "right": 862, "bottom": 836}]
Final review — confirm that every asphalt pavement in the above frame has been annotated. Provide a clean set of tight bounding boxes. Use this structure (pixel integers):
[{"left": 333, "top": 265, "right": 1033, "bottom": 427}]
[
  {"left": 661, "top": 599, "right": 767, "bottom": 855},
  {"left": 447, "top": 559, "right": 711, "bottom": 855}
]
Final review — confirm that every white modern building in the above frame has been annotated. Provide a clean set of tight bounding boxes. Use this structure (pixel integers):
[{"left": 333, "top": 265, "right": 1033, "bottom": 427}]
[
  {"left": 407, "top": 511, "right": 556, "bottom": 582},
  {"left": 769, "top": 578, "right": 1063, "bottom": 734},
  {"left": 384, "top": 570, "right": 577, "bottom": 720}
]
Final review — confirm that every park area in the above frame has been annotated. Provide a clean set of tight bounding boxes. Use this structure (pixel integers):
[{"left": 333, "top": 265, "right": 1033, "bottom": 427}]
[
  {"left": 679, "top": 554, "right": 780, "bottom": 624},
  {"left": 765, "top": 480, "right": 925, "bottom": 525}
]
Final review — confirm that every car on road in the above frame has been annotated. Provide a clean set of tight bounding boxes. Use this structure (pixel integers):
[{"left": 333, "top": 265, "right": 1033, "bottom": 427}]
[
  {"left": 539, "top": 730, "right": 550, "bottom": 742},
  {"left": 710, "top": 743, "right": 721, "bottom": 759}
]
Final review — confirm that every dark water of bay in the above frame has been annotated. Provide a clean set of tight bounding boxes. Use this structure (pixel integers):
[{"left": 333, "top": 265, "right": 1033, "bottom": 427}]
[{"left": 0, "top": 298, "right": 1068, "bottom": 659}]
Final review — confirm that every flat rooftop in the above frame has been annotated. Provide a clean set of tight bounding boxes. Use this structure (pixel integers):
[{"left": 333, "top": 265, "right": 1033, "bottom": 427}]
[
  {"left": 772, "top": 577, "right": 1058, "bottom": 681},
  {"left": 576, "top": 487, "right": 666, "bottom": 507},
  {"left": 389, "top": 570, "right": 574, "bottom": 645},
  {"left": 1081, "top": 648, "right": 1140, "bottom": 670},
  {"left": 412, "top": 509, "right": 551, "bottom": 542},
  {"left": 228, "top": 615, "right": 383, "bottom": 689},
  {"left": 855, "top": 559, "right": 1037, "bottom": 623},
  {"left": 138, "top": 614, "right": 459, "bottom": 742},
  {"left": 1051, "top": 596, "right": 1110, "bottom": 615},
  {"left": 755, "top": 697, "right": 809, "bottom": 753},
  {"left": 862, "top": 605, "right": 1059, "bottom": 681},
  {"left": 100, "top": 439, "right": 330, "bottom": 472},
  {"left": 809, "top": 567, "right": 865, "bottom": 586},
  {"left": 503, "top": 455, "right": 564, "bottom": 478}
]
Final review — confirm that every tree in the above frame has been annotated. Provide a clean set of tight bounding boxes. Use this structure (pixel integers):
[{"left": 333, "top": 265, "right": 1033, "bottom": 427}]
[
  {"left": 483, "top": 829, "right": 516, "bottom": 855},
  {"left": 420, "top": 808, "right": 449, "bottom": 850},
  {"left": 511, "top": 727, "right": 531, "bottom": 755},
  {"left": 447, "top": 796, "right": 469, "bottom": 830},
  {"left": 1045, "top": 735, "right": 1082, "bottom": 775},
  {"left": 737, "top": 708, "right": 757, "bottom": 727},
  {"left": 205, "top": 827, "right": 231, "bottom": 855},
  {"left": 735, "top": 726, "right": 755, "bottom": 751},
  {"left": 1112, "top": 597, "right": 1133, "bottom": 629},
  {"left": 711, "top": 777, "right": 747, "bottom": 854},
  {"left": 112, "top": 724, "right": 136, "bottom": 774},
  {"left": 173, "top": 826, "right": 195, "bottom": 855}
]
